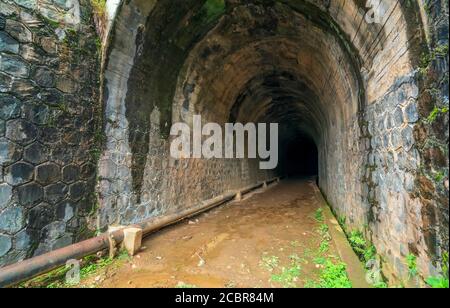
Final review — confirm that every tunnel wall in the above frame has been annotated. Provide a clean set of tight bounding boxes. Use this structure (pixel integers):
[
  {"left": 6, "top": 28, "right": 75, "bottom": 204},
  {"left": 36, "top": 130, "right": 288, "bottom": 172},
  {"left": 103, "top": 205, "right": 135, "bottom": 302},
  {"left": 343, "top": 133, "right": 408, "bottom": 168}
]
[
  {"left": 98, "top": 0, "right": 278, "bottom": 228},
  {"left": 0, "top": 0, "right": 100, "bottom": 265},
  {"left": 317, "top": 0, "right": 449, "bottom": 282}
]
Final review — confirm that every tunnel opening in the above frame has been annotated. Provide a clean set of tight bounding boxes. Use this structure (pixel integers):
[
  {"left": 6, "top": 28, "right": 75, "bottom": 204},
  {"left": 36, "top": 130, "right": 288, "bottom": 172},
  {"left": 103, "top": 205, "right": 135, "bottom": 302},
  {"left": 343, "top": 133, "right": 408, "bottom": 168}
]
[
  {"left": 96, "top": 0, "right": 445, "bottom": 285},
  {"left": 283, "top": 135, "right": 318, "bottom": 178}
]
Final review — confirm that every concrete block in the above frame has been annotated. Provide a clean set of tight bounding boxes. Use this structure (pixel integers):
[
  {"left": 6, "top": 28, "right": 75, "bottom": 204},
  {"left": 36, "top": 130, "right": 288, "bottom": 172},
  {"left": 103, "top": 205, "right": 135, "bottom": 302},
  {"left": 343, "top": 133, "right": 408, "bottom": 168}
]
[
  {"left": 235, "top": 192, "right": 242, "bottom": 201},
  {"left": 123, "top": 227, "right": 142, "bottom": 256}
]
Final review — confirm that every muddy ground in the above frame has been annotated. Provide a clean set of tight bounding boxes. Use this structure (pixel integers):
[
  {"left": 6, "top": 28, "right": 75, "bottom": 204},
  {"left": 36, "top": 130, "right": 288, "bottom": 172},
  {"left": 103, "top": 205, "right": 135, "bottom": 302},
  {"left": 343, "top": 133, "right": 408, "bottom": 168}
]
[{"left": 73, "top": 178, "right": 364, "bottom": 288}]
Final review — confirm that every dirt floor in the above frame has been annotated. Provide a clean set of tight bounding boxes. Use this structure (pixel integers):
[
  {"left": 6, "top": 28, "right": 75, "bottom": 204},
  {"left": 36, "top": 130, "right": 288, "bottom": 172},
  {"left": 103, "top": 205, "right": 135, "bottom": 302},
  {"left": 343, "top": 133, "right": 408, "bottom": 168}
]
[{"left": 74, "top": 178, "right": 364, "bottom": 288}]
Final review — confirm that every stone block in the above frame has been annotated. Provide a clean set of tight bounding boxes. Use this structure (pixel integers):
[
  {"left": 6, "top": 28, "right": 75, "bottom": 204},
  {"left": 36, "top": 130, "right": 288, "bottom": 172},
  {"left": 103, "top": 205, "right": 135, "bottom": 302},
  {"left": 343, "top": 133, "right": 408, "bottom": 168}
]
[
  {"left": 56, "top": 200, "right": 75, "bottom": 222},
  {"left": 0, "top": 206, "right": 24, "bottom": 234},
  {"left": 0, "top": 138, "right": 22, "bottom": 166},
  {"left": 27, "top": 202, "right": 54, "bottom": 229},
  {"left": 23, "top": 143, "right": 49, "bottom": 164},
  {"left": 17, "top": 182, "right": 44, "bottom": 207},
  {"left": 36, "top": 162, "right": 61, "bottom": 185},
  {"left": 33, "top": 67, "right": 55, "bottom": 88},
  {"left": 122, "top": 227, "right": 143, "bottom": 256},
  {"left": 0, "top": 32, "right": 19, "bottom": 54},
  {"left": 403, "top": 100, "right": 419, "bottom": 123},
  {"left": 5, "top": 161, "right": 34, "bottom": 185},
  {"left": 12, "top": 0, "right": 37, "bottom": 10},
  {"left": 44, "top": 182, "right": 68, "bottom": 203},
  {"left": 0, "top": 183, "right": 12, "bottom": 210},
  {"left": 0, "top": 54, "right": 29, "bottom": 78},
  {"left": 5, "top": 19, "right": 32, "bottom": 43},
  {"left": 0, "top": 234, "right": 12, "bottom": 257},
  {"left": 62, "top": 164, "right": 79, "bottom": 183},
  {"left": 0, "top": 94, "right": 21, "bottom": 120},
  {"left": 5, "top": 119, "right": 38, "bottom": 145}
]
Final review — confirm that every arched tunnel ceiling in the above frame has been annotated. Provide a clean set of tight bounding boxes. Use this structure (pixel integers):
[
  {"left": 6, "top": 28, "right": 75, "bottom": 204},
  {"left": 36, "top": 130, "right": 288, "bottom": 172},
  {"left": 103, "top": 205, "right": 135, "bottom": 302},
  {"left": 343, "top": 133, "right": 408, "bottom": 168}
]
[
  {"left": 107, "top": 0, "right": 422, "bottom": 144},
  {"left": 119, "top": 0, "right": 363, "bottom": 143},
  {"left": 102, "top": 0, "right": 426, "bottom": 213}
]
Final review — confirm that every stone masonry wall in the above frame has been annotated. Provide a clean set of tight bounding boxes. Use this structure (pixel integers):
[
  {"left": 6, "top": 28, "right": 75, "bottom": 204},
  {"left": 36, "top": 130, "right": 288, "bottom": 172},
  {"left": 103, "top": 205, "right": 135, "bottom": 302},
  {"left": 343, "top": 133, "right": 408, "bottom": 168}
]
[
  {"left": 0, "top": 0, "right": 100, "bottom": 266},
  {"left": 415, "top": 0, "right": 449, "bottom": 273}
]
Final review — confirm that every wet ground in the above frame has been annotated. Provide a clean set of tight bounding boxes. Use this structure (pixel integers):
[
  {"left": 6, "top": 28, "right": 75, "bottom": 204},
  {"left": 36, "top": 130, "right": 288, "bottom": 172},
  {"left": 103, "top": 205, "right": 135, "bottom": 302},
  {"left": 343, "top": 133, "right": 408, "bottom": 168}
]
[{"left": 80, "top": 178, "right": 360, "bottom": 288}]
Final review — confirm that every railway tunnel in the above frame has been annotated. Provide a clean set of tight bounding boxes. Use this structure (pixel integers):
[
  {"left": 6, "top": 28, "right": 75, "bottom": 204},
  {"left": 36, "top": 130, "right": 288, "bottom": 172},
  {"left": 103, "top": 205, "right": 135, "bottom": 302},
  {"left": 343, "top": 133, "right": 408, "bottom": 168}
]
[{"left": 0, "top": 0, "right": 448, "bottom": 286}]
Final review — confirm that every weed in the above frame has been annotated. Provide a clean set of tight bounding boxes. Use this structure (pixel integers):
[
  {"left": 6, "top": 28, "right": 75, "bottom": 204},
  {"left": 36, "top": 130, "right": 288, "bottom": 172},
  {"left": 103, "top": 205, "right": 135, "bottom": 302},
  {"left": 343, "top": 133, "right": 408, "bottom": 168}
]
[
  {"left": 290, "top": 240, "right": 300, "bottom": 248},
  {"left": 434, "top": 171, "right": 445, "bottom": 182},
  {"left": 306, "top": 260, "right": 352, "bottom": 288},
  {"left": 289, "top": 254, "right": 305, "bottom": 265},
  {"left": 271, "top": 264, "right": 301, "bottom": 288},
  {"left": 427, "top": 106, "right": 449, "bottom": 123},
  {"left": 373, "top": 281, "right": 389, "bottom": 288},
  {"left": 315, "top": 208, "right": 324, "bottom": 222},
  {"left": 319, "top": 223, "right": 329, "bottom": 235},
  {"left": 260, "top": 255, "right": 279, "bottom": 272},
  {"left": 426, "top": 276, "right": 449, "bottom": 288},
  {"left": 406, "top": 253, "right": 418, "bottom": 278},
  {"left": 319, "top": 240, "right": 330, "bottom": 254},
  {"left": 348, "top": 231, "right": 376, "bottom": 263},
  {"left": 314, "top": 257, "right": 326, "bottom": 265},
  {"left": 426, "top": 252, "right": 449, "bottom": 288},
  {"left": 338, "top": 215, "right": 346, "bottom": 228}
]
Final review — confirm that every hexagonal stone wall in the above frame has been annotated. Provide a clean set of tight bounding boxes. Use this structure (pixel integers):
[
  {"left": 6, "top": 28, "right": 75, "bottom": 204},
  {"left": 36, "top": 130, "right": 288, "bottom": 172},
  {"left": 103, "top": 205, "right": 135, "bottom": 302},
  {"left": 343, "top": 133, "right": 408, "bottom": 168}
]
[{"left": 0, "top": 0, "right": 100, "bottom": 266}]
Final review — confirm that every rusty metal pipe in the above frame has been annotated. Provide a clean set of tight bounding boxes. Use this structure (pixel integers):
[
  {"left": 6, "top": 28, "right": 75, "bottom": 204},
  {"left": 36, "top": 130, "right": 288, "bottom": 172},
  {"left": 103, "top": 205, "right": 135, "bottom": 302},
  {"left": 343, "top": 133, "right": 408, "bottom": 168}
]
[{"left": 0, "top": 177, "right": 279, "bottom": 288}]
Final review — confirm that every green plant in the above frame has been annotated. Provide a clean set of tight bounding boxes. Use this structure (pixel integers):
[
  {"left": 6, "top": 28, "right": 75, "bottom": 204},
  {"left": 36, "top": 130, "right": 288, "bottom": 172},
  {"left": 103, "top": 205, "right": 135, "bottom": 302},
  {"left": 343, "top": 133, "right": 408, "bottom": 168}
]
[
  {"left": 338, "top": 215, "right": 346, "bottom": 228},
  {"left": 319, "top": 260, "right": 352, "bottom": 288},
  {"left": 306, "top": 260, "right": 352, "bottom": 288},
  {"left": 426, "top": 276, "right": 449, "bottom": 288},
  {"left": 406, "top": 254, "right": 418, "bottom": 278},
  {"left": 289, "top": 254, "right": 305, "bottom": 265},
  {"left": 427, "top": 106, "right": 449, "bottom": 123},
  {"left": 426, "top": 252, "right": 449, "bottom": 288},
  {"left": 260, "top": 255, "right": 279, "bottom": 272},
  {"left": 319, "top": 240, "right": 330, "bottom": 254},
  {"left": 319, "top": 223, "right": 329, "bottom": 235},
  {"left": 315, "top": 208, "right": 324, "bottom": 222},
  {"left": 434, "top": 171, "right": 445, "bottom": 182},
  {"left": 373, "top": 281, "right": 389, "bottom": 288},
  {"left": 314, "top": 257, "right": 326, "bottom": 265},
  {"left": 348, "top": 231, "right": 376, "bottom": 263},
  {"left": 271, "top": 264, "right": 301, "bottom": 288}
]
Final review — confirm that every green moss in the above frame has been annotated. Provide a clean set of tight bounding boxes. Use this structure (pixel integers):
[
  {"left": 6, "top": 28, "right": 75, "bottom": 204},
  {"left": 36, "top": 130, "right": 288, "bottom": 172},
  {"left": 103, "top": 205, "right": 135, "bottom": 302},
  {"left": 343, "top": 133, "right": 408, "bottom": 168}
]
[
  {"left": 427, "top": 106, "right": 449, "bottom": 123},
  {"left": 419, "top": 44, "right": 449, "bottom": 75},
  {"left": 434, "top": 171, "right": 445, "bottom": 182},
  {"left": 204, "top": 0, "right": 226, "bottom": 22},
  {"left": 90, "top": 0, "right": 107, "bottom": 17}
]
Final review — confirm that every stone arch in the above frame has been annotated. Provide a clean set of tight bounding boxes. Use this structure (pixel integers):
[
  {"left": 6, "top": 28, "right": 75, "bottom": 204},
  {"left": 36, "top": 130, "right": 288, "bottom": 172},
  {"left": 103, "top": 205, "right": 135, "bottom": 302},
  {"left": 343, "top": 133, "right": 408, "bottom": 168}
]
[{"left": 95, "top": 0, "right": 450, "bottom": 284}]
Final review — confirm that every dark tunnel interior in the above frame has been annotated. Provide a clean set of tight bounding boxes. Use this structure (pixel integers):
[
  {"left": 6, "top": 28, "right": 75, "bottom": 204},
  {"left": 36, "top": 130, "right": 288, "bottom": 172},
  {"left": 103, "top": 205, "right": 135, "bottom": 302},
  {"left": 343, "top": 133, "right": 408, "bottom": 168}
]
[{"left": 283, "top": 135, "right": 319, "bottom": 178}]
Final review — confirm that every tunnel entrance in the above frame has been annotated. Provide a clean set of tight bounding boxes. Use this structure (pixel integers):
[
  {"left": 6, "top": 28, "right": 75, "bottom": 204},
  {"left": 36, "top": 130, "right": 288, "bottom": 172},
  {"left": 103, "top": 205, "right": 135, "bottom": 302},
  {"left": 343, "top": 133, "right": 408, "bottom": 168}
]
[
  {"left": 284, "top": 136, "right": 318, "bottom": 178},
  {"left": 96, "top": 0, "right": 443, "bottom": 286}
]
